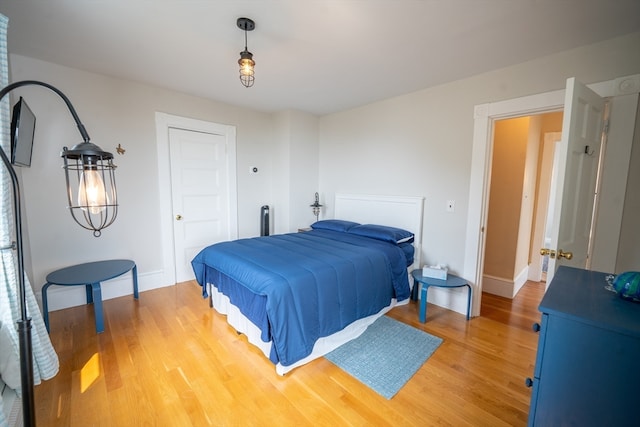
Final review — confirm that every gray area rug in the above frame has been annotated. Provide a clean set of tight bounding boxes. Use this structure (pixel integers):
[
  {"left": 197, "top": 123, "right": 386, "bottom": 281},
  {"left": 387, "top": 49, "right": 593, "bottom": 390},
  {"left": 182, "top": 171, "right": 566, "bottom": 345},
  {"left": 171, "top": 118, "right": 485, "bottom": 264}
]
[{"left": 325, "top": 315, "right": 443, "bottom": 399}]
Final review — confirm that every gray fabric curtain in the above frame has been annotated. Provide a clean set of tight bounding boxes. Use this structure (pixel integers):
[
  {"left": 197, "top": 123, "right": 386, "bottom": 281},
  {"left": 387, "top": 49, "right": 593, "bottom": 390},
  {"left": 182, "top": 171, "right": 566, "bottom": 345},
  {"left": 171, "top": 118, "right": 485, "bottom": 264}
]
[{"left": 0, "top": 13, "right": 59, "bottom": 418}]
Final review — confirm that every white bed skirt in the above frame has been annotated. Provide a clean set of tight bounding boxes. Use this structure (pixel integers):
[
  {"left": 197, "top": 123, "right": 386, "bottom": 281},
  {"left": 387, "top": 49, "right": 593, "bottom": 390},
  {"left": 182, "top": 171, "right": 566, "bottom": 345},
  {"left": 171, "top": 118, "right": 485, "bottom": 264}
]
[{"left": 207, "top": 283, "right": 408, "bottom": 375}]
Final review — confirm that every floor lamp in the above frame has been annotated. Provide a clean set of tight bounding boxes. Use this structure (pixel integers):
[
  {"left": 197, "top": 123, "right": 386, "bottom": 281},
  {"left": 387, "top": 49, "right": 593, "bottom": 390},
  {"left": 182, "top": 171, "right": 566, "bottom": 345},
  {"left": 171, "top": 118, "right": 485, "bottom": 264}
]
[{"left": 0, "top": 80, "right": 118, "bottom": 427}]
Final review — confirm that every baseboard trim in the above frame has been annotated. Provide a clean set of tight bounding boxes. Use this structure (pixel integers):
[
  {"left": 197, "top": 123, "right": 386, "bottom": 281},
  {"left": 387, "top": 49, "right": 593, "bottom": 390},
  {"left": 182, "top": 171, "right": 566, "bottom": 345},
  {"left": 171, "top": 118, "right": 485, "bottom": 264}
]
[
  {"left": 513, "top": 266, "right": 529, "bottom": 296},
  {"left": 482, "top": 275, "right": 513, "bottom": 298},
  {"left": 483, "top": 266, "right": 530, "bottom": 299},
  {"left": 420, "top": 284, "right": 470, "bottom": 316}
]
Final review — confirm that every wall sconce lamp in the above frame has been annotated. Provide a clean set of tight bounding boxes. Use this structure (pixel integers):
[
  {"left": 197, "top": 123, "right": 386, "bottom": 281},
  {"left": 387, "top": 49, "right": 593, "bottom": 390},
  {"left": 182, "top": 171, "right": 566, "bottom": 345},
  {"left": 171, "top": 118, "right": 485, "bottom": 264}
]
[
  {"left": 237, "top": 17, "right": 256, "bottom": 88},
  {"left": 0, "top": 79, "right": 119, "bottom": 427},
  {"left": 310, "top": 192, "right": 323, "bottom": 222}
]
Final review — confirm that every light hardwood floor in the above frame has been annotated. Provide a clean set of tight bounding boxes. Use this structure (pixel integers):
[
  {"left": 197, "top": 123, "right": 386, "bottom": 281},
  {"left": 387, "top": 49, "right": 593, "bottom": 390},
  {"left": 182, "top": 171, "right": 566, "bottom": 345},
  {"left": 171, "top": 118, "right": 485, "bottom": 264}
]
[{"left": 36, "top": 280, "right": 545, "bottom": 426}]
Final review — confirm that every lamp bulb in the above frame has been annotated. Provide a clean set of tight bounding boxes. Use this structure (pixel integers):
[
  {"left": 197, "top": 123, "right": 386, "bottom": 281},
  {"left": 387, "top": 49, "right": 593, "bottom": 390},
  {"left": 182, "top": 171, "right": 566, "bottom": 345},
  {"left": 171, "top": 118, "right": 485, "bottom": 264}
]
[{"left": 78, "top": 169, "right": 108, "bottom": 214}]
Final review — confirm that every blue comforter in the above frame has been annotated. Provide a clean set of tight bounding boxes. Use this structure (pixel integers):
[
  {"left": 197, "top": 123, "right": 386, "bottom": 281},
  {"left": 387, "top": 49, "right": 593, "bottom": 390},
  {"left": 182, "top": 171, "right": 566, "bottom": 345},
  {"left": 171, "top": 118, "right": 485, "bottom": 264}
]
[{"left": 191, "top": 229, "right": 410, "bottom": 367}]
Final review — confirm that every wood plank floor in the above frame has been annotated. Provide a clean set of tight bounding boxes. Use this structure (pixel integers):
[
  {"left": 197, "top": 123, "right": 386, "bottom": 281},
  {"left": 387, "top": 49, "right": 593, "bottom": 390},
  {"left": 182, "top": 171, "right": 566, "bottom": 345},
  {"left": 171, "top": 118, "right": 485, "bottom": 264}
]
[{"left": 36, "top": 280, "right": 545, "bottom": 426}]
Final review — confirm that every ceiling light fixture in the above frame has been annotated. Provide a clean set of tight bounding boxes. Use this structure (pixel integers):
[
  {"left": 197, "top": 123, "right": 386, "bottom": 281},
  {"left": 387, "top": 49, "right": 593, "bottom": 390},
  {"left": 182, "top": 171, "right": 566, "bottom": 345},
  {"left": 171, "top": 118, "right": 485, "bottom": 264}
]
[{"left": 237, "top": 17, "right": 255, "bottom": 88}]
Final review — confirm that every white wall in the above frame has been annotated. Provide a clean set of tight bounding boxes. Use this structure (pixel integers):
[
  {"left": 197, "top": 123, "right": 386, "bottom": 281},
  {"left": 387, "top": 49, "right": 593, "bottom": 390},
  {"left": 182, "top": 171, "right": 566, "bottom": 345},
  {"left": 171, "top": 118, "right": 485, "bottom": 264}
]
[
  {"left": 318, "top": 32, "right": 640, "bottom": 313},
  {"left": 272, "top": 112, "right": 292, "bottom": 234},
  {"left": 285, "top": 110, "right": 320, "bottom": 230},
  {"left": 272, "top": 110, "right": 319, "bottom": 234},
  {"left": 8, "top": 54, "right": 278, "bottom": 300}
]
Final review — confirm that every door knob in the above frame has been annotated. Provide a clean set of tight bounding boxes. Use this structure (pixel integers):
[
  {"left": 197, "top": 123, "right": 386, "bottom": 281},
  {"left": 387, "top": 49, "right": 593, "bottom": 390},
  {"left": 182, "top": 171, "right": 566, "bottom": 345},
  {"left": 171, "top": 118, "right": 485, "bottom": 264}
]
[
  {"left": 540, "top": 248, "right": 556, "bottom": 259},
  {"left": 557, "top": 249, "right": 573, "bottom": 260},
  {"left": 175, "top": 214, "right": 183, "bottom": 221}
]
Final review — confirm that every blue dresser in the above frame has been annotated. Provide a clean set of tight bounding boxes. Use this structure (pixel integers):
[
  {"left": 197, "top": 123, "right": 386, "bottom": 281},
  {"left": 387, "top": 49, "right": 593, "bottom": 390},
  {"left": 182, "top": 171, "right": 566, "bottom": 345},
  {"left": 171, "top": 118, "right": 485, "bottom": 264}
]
[{"left": 527, "top": 266, "right": 640, "bottom": 426}]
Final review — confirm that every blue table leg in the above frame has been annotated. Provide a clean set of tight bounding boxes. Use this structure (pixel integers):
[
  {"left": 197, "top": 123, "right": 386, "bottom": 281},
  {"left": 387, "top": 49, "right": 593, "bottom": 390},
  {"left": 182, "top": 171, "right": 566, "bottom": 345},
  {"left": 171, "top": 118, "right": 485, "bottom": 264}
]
[
  {"left": 132, "top": 264, "right": 139, "bottom": 299},
  {"left": 419, "top": 285, "right": 429, "bottom": 323},
  {"left": 411, "top": 278, "right": 419, "bottom": 301},
  {"left": 90, "top": 282, "right": 105, "bottom": 333},
  {"left": 466, "top": 285, "right": 472, "bottom": 320},
  {"left": 42, "top": 282, "right": 51, "bottom": 333},
  {"left": 85, "top": 284, "right": 93, "bottom": 304}
]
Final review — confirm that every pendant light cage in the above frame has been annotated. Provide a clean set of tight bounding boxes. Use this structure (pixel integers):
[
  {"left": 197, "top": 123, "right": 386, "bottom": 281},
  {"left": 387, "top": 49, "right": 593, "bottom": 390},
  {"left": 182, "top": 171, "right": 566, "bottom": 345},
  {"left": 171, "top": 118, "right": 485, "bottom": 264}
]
[
  {"left": 237, "top": 17, "right": 256, "bottom": 88},
  {"left": 62, "top": 142, "right": 118, "bottom": 237}
]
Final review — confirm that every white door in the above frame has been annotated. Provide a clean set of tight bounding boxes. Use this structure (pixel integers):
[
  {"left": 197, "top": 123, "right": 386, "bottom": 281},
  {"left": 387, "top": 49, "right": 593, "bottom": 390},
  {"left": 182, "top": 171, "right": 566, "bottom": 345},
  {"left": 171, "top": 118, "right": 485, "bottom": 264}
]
[
  {"left": 543, "top": 78, "right": 606, "bottom": 284},
  {"left": 169, "top": 127, "right": 231, "bottom": 282}
]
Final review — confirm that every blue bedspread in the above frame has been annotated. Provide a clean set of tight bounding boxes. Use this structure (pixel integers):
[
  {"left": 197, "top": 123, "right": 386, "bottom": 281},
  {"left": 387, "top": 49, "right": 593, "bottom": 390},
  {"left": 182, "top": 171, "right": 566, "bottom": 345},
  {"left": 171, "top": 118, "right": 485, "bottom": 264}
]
[{"left": 191, "top": 229, "right": 410, "bottom": 367}]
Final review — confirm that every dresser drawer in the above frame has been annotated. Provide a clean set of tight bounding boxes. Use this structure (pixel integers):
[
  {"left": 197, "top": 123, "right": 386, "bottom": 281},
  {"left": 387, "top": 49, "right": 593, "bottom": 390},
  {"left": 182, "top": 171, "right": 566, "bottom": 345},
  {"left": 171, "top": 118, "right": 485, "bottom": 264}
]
[{"left": 531, "top": 312, "right": 640, "bottom": 426}]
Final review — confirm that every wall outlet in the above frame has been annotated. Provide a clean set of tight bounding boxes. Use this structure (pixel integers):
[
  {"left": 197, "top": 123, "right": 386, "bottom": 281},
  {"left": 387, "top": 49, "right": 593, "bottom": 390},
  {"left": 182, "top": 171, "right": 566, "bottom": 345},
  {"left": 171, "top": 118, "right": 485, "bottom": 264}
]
[{"left": 446, "top": 200, "right": 455, "bottom": 212}]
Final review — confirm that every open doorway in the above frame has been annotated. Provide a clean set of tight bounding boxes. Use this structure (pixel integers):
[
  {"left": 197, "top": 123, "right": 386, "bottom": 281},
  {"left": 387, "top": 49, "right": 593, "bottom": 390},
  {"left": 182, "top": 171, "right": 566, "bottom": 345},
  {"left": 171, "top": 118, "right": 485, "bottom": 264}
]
[
  {"left": 466, "top": 74, "right": 640, "bottom": 319},
  {"left": 482, "top": 112, "right": 563, "bottom": 299}
]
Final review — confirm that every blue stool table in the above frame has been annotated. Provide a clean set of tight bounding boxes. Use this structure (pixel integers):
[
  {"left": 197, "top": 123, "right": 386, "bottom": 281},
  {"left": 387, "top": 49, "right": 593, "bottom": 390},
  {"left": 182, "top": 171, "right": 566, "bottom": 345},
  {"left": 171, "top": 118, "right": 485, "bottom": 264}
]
[
  {"left": 411, "top": 269, "right": 472, "bottom": 323},
  {"left": 42, "top": 259, "right": 138, "bottom": 333}
]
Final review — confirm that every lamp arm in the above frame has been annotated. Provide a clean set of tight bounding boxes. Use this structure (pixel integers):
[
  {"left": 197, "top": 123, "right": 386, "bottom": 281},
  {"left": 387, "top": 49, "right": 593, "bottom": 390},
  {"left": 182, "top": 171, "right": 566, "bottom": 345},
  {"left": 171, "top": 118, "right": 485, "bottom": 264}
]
[
  {"left": 0, "top": 79, "right": 90, "bottom": 142},
  {"left": 0, "top": 79, "right": 89, "bottom": 427}
]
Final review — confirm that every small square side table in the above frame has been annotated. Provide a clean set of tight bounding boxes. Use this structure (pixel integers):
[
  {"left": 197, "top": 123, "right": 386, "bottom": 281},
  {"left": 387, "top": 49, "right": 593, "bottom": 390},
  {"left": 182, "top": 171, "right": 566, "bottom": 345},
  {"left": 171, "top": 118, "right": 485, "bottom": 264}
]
[{"left": 411, "top": 269, "right": 472, "bottom": 323}]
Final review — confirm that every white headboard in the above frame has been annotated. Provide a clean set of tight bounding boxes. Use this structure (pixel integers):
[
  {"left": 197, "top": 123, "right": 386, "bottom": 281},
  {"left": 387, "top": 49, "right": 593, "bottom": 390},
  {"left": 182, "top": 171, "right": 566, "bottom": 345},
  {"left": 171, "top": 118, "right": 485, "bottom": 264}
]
[{"left": 334, "top": 193, "right": 425, "bottom": 269}]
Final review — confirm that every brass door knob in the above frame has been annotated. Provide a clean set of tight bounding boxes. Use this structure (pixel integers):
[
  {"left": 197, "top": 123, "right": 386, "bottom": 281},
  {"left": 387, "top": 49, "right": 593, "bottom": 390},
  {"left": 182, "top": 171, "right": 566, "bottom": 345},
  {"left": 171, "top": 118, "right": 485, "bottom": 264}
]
[
  {"left": 557, "top": 249, "right": 573, "bottom": 260},
  {"left": 540, "top": 248, "right": 556, "bottom": 259},
  {"left": 175, "top": 214, "right": 183, "bottom": 221}
]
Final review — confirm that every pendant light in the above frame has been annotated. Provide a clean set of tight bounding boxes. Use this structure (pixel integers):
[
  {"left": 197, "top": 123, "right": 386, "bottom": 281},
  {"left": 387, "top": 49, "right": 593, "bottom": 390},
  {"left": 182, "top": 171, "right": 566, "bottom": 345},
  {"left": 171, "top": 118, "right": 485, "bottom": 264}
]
[{"left": 237, "top": 17, "right": 255, "bottom": 88}]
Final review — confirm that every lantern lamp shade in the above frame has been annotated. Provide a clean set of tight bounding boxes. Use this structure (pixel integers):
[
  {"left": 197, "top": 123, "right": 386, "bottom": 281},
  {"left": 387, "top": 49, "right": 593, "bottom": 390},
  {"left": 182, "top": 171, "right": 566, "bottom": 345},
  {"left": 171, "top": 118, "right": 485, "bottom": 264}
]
[
  {"left": 61, "top": 141, "right": 118, "bottom": 237},
  {"left": 238, "top": 50, "right": 255, "bottom": 88}
]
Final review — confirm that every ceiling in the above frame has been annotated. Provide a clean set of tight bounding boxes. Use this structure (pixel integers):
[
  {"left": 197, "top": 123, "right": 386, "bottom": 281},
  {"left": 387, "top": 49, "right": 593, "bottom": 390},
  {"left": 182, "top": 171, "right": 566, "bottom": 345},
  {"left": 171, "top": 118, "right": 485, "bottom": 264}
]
[{"left": 2, "top": 1, "right": 640, "bottom": 116}]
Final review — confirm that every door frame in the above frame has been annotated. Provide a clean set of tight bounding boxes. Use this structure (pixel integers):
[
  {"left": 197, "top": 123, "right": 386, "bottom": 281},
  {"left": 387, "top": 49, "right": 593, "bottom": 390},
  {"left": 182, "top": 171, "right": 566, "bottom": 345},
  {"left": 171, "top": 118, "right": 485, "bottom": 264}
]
[
  {"left": 156, "top": 112, "right": 238, "bottom": 285},
  {"left": 464, "top": 74, "right": 640, "bottom": 316},
  {"left": 528, "top": 131, "right": 562, "bottom": 283}
]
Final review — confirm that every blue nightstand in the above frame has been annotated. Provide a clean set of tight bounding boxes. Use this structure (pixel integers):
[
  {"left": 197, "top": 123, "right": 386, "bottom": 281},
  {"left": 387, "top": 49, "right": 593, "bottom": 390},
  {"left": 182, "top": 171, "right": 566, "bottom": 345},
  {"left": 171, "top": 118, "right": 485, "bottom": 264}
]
[{"left": 411, "top": 269, "right": 472, "bottom": 322}]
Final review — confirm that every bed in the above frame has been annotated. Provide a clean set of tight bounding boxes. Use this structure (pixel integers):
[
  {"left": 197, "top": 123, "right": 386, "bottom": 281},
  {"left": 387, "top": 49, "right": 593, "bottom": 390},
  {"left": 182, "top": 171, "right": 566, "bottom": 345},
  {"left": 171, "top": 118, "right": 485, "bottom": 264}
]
[{"left": 191, "top": 194, "right": 424, "bottom": 375}]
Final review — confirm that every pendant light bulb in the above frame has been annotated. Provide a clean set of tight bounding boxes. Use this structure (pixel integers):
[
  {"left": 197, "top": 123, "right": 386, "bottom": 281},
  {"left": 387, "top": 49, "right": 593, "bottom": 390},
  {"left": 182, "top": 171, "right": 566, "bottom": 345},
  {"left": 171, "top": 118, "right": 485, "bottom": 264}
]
[{"left": 78, "top": 168, "right": 108, "bottom": 214}]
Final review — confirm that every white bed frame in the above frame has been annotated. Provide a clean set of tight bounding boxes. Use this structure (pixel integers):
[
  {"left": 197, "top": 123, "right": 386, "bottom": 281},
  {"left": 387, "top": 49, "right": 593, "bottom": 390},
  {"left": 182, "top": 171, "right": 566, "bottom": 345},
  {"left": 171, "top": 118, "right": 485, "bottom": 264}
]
[
  {"left": 209, "top": 193, "right": 425, "bottom": 375},
  {"left": 334, "top": 193, "right": 424, "bottom": 271}
]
